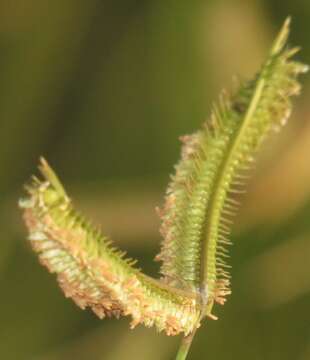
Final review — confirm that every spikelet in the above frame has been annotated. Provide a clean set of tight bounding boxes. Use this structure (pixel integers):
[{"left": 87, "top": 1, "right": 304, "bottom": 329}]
[
  {"left": 156, "top": 18, "right": 308, "bottom": 317},
  {"left": 20, "top": 158, "right": 201, "bottom": 336}
]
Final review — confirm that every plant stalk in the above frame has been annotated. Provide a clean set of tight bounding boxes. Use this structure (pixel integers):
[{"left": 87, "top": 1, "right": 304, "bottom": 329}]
[{"left": 175, "top": 328, "right": 198, "bottom": 360}]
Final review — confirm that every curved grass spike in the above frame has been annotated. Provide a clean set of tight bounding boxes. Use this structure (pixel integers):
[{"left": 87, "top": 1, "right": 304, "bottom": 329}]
[
  {"left": 20, "top": 157, "right": 201, "bottom": 336},
  {"left": 19, "top": 19, "right": 307, "bottom": 359}
]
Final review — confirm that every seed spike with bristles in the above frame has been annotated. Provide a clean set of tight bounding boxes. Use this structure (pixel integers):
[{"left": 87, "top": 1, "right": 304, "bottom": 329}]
[
  {"left": 157, "top": 18, "right": 307, "bottom": 320},
  {"left": 20, "top": 159, "right": 201, "bottom": 336}
]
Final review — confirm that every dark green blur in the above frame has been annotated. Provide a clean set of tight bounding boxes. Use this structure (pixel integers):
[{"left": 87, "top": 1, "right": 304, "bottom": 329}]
[{"left": 1, "top": 1, "right": 310, "bottom": 359}]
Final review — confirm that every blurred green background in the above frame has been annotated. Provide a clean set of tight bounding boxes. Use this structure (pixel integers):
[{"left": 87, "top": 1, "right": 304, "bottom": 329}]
[{"left": 1, "top": 0, "right": 310, "bottom": 359}]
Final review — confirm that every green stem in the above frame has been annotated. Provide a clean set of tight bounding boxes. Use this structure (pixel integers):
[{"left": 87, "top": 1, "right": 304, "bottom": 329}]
[{"left": 175, "top": 328, "right": 198, "bottom": 360}]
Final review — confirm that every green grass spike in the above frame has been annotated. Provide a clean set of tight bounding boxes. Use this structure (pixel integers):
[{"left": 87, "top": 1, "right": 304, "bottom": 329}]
[
  {"left": 20, "top": 158, "right": 201, "bottom": 336},
  {"left": 156, "top": 18, "right": 308, "bottom": 318}
]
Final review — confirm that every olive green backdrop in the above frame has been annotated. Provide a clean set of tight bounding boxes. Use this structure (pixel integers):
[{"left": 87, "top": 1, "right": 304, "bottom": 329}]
[{"left": 1, "top": 1, "right": 310, "bottom": 359}]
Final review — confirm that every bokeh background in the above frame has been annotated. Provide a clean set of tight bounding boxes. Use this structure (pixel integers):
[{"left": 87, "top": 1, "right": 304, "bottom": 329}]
[{"left": 1, "top": 0, "right": 310, "bottom": 359}]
